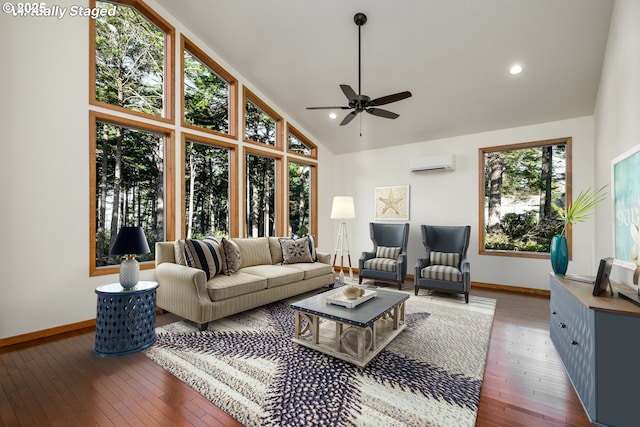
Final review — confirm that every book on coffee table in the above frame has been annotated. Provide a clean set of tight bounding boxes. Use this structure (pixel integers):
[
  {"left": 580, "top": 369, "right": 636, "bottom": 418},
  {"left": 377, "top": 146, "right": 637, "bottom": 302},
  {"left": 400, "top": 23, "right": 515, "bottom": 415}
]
[{"left": 326, "top": 289, "right": 377, "bottom": 309}]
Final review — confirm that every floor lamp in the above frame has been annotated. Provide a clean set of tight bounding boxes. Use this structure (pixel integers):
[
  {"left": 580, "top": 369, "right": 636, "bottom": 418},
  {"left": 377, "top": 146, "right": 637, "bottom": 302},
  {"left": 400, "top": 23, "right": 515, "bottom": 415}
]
[{"left": 331, "top": 196, "right": 356, "bottom": 282}]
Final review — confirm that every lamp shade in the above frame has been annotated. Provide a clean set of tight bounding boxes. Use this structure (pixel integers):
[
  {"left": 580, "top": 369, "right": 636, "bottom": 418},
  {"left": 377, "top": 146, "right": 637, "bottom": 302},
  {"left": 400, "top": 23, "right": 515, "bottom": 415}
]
[
  {"left": 110, "top": 226, "right": 151, "bottom": 255},
  {"left": 330, "top": 196, "right": 356, "bottom": 219}
]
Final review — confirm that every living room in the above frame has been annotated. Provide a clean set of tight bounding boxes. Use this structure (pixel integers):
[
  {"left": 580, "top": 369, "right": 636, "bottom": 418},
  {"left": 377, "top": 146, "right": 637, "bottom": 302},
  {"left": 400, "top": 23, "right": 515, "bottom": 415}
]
[{"left": 1, "top": 0, "right": 639, "bottom": 424}]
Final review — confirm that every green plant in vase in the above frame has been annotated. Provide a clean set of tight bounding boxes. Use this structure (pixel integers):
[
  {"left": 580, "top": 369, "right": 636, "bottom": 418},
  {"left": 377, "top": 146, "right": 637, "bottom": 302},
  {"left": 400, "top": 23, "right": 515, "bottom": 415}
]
[{"left": 551, "top": 185, "right": 608, "bottom": 275}]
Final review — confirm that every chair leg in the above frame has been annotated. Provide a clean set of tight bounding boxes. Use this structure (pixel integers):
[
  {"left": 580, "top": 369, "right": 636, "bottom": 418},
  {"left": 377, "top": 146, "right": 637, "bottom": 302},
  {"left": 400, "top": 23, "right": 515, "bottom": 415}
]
[
  {"left": 358, "top": 275, "right": 363, "bottom": 284},
  {"left": 414, "top": 287, "right": 419, "bottom": 296},
  {"left": 465, "top": 292, "right": 469, "bottom": 304},
  {"left": 198, "top": 322, "right": 209, "bottom": 331}
]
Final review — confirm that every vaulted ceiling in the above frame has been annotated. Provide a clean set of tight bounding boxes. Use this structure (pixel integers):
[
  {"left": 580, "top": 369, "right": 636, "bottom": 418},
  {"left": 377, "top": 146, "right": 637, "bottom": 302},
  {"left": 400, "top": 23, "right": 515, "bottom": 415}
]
[{"left": 155, "top": 0, "right": 614, "bottom": 154}]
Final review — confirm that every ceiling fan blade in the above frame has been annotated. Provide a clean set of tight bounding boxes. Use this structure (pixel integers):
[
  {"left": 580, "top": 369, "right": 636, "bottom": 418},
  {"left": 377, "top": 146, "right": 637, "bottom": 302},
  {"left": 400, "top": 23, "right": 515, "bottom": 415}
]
[
  {"left": 306, "top": 106, "right": 350, "bottom": 110},
  {"left": 340, "top": 111, "right": 359, "bottom": 126},
  {"left": 368, "top": 91, "right": 412, "bottom": 107},
  {"left": 340, "top": 85, "right": 358, "bottom": 102},
  {"left": 366, "top": 108, "right": 399, "bottom": 119}
]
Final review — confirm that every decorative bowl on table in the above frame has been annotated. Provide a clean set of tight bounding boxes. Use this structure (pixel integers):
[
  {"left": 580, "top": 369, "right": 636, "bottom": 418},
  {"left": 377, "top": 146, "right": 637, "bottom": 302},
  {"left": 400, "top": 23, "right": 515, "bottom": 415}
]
[{"left": 343, "top": 285, "right": 365, "bottom": 300}]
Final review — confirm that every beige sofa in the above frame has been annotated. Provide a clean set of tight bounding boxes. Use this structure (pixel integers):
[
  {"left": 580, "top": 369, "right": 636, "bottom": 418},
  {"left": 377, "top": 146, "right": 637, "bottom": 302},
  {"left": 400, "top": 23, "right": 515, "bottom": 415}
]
[{"left": 155, "top": 236, "right": 334, "bottom": 330}]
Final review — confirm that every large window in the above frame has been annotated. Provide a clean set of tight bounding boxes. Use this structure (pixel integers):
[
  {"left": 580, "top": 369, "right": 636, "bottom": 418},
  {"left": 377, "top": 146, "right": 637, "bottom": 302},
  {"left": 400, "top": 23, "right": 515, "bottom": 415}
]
[
  {"left": 90, "top": 112, "right": 175, "bottom": 275},
  {"left": 182, "top": 36, "right": 237, "bottom": 138},
  {"left": 479, "top": 138, "right": 572, "bottom": 258},
  {"left": 243, "top": 88, "right": 283, "bottom": 149},
  {"left": 183, "top": 134, "right": 237, "bottom": 239},
  {"left": 91, "top": 0, "right": 175, "bottom": 122},
  {"left": 288, "top": 160, "right": 317, "bottom": 239},
  {"left": 244, "top": 148, "right": 283, "bottom": 237}
]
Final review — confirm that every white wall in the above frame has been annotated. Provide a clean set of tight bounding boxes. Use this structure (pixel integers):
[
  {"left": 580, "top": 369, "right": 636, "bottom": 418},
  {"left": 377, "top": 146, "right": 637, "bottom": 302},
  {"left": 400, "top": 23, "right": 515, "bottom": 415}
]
[
  {"left": 0, "top": 0, "right": 335, "bottom": 339},
  {"left": 594, "top": 0, "right": 640, "bottom": 287},
  {"left": 331, "top": 116, "right": 596, "bottom": 291}
]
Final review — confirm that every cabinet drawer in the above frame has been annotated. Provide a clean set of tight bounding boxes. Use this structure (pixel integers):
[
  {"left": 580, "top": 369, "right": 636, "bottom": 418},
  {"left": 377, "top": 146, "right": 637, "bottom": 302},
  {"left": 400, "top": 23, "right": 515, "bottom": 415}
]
[{"left": 550, "top": 280, "right": 595, "bottom": 416}]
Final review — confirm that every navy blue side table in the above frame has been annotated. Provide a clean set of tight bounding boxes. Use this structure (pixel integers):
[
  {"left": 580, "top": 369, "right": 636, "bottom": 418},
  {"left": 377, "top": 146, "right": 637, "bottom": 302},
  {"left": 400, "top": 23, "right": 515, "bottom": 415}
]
[{"left": 93, "top": 281, "right": 159, "bottom": 357}]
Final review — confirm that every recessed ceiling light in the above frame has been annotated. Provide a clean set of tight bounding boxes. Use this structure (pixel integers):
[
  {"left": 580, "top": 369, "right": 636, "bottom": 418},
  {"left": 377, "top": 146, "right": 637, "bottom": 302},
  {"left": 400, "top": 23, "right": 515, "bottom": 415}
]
[
  {"left": 510, "top": 64, "right": 523, "bottom": 75},
  {"left": 329, "top": 112, "right": 337, "bottom": 119}
]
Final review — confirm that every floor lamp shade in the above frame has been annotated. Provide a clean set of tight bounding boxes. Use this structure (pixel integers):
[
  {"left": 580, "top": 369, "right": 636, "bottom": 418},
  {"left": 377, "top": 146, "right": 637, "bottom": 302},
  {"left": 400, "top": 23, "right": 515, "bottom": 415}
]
[
  {"left": 110, "top": 226, "right": 151, "bottom": 289},
  {"left": 330, "top": 196, "right": 356, "bottom": 219}
]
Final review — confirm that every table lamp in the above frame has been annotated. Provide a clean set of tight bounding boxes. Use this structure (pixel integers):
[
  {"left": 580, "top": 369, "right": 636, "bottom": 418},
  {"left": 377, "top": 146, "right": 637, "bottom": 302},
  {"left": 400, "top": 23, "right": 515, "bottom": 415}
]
[{"left": 110, "top": 226, "right": 151, "bottom": 289}]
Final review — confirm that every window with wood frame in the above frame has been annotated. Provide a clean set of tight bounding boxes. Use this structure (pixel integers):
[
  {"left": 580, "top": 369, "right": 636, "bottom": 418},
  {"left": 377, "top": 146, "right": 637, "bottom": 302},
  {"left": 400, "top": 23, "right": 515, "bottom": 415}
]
[
  {"left": 90, "top": 111, "right": 175, "bottom": 276},
  {"left": 288, "top": 159, "right": 317, "bottom": 239},
  {"left": 243, "top": 87, "right": 283, "bottom": 149},
  {"left": 244, "top": 148, "right": 283, "bottom": 237},
  {"left": 183, "top": 133, "right": 238, "bottom": 239},
  {"left": 182, "top": 36, "right": 237, "bottom": 138},
  {"left": 91, "top": 0, "right": 175, "bottom": 122},
  {"left": 479, "top": 137, "right": 572, "bottom": 258},
  {"left": 287, "top": 124, "right": 317, "bottom": 159}
]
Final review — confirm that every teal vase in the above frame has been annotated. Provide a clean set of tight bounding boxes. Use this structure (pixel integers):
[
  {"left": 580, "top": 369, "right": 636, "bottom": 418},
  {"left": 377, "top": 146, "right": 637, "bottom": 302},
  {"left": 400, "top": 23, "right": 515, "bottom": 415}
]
[{"left": 550, "top": 235, "right": 569, "bottom": 275}]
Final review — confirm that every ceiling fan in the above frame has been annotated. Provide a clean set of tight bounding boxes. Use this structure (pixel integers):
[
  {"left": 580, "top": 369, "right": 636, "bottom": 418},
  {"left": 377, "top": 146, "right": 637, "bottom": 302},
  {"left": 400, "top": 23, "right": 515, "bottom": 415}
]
[{"left": 306, "top": 12, "right": 412, "bottom": 126}]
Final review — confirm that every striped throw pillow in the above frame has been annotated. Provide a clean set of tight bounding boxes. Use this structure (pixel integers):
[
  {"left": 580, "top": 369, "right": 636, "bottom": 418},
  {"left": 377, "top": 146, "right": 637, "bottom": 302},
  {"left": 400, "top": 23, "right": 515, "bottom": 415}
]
[
  {"left": 183, "top": 236, "right": 224, "bottom": 280},
  {"left": 376, "top": 246, "right": 401, "bottom": 260},
  {"left": 430, "top": 251, "right": 460, "bottom": 267}
]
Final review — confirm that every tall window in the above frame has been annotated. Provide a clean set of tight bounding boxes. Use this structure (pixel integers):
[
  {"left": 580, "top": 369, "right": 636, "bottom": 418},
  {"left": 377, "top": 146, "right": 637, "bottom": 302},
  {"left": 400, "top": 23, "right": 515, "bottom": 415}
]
[
  {"left": 287, "top": 124, "right": 317, "bottom": 159},
  {"left": 243, "top": 88, "right": 283, "bottom": 149},
  {"left": 288, "top": 160, "right": 317, "bottom": 238},
  {"left": 91, "top": 0, "right": 174, "bottom": 121},
  {"left": 182, "top": 36, "right": 237, "bottom": 138},
  {"left": 479, "top": 138, "right": 572, "bottom": 257},
  {"left": 183, "top": 134, "right": 237, "bottom": 239},
  {"left": 245, "top": 149, "right": 283, "bottom": 237},
  {"left": 90, "top": 112, "right": 175, "bottom": 275}
]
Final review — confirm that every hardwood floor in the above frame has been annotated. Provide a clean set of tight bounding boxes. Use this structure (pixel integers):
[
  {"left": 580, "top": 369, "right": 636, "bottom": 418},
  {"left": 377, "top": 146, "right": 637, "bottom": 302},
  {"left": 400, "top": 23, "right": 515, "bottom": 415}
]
[{"left": 0, "top": 287, "right": 591, "bottom": 427}]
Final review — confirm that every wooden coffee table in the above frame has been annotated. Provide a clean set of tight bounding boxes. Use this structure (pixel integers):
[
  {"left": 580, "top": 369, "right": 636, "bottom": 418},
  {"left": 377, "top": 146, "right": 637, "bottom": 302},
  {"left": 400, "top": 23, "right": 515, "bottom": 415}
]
[{"left": 291, "top": 288, "right": 409, "bottom": 368}]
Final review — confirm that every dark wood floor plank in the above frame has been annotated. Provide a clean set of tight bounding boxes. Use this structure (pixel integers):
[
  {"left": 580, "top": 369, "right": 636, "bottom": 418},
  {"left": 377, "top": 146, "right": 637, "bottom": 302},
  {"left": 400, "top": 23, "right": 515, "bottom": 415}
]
[{"left": 0, "top": 287, "right": 592, "bottom": 427}]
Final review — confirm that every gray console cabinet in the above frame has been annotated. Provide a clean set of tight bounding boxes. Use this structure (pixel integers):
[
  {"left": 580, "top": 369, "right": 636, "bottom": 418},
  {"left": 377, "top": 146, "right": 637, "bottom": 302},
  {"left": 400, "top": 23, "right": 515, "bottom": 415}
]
[{"left": 550, "top": 274, "right": 640, "bottom": 427}]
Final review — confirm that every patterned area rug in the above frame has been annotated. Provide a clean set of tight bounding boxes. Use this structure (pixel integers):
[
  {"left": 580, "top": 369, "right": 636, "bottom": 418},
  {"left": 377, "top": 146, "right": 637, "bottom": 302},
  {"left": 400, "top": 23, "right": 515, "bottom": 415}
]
[{"left": 145, "top": 291, "right": 496, "bottom": 427}]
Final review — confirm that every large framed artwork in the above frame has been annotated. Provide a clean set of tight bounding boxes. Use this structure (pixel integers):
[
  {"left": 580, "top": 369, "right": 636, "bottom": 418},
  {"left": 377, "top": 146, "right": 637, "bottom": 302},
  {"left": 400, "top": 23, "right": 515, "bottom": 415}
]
[
  {"left": 612, "top": 144, "right": 640, "bottom": 269},
  {"left": 375, "top": 185, "right": 410, "bottom": 221}
]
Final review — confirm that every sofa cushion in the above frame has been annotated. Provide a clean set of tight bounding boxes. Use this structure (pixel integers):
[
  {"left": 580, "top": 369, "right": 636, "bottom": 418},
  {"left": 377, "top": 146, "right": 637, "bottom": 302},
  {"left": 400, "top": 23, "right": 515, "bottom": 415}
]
[
  {"left": 174, "top": 240, "right": 187, "bottom": 265},
  {"left": 183, "top": 237, "right": 224, "bottom": 280},
  {"left": 364, "top": 258, "right": 397, "bottom": 272},
  {"left": 222, "top": 238, "right": 241, "bottom": 275},
  {"left": 430, "top": 251, "right": 460, "bottom": 268},
  {"left": 421, "top": 265, "right": 462, "bottom": 282},
  {"left": 279, "top": 236, "right": 314, "bottom": 264},
  {"left": 376, "top": 246, "right": 401, "bottom": 260},
  {"left": 240, "top": 265, "right": 305, "bottom": 288},
  {"left": 233, "top": 237, "right": 272, "bottom": 268},
  {"left": 282, "top": 262, "right": 333, "bottom": 280},
  {"left": 269, "top": 237, "right": 286, "bottom": 264},
  {"left": 206, "top": 272, "right": 267, "bottom": 301}
]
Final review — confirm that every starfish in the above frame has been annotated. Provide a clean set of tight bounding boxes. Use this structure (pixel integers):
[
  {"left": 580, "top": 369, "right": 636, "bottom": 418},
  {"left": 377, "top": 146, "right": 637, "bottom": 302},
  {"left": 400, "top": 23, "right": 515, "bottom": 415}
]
[
  {"left": 378, "top": 188, "right": 404, "bottom": 216},
  {"left": 153, "top": 302, "right": 482, "bottom": 426}
]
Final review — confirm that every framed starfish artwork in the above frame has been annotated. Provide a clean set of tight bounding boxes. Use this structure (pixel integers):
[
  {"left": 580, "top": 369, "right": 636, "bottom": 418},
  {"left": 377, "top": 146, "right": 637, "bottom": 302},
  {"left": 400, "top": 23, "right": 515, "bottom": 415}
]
[{"left": 375, "top": 185, "right": 410, "bottom": 220}]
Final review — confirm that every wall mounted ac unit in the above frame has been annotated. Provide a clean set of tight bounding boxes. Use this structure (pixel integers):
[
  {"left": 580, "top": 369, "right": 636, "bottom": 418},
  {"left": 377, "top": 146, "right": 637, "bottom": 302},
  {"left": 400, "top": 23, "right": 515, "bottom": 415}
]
[{"left": 410, "top": 154, "right": 455, "bottom": 172}]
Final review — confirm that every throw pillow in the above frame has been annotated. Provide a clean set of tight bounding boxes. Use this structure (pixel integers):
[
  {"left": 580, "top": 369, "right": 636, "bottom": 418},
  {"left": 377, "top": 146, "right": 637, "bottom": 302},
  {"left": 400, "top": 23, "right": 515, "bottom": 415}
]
[
  {"left": 430, "top": 251, "right": 460, "bottom": 267},
  {"left": 174, "top": 239, "right": 186, "bottom": 265},
  {"left": 183, "top": 237, "right": 224, "bottom": 280},
  {"left": 306, "top": 234, "right": 318, "bottom": 262},
  {"left": 222, "top": 238, "right": 241, "bottom": 275},
  {"left": 376, "top": 246, "right": 401, "bottom": 260},
  {"left": 279, "top": 236, "right": 314, "bottom": 264}
]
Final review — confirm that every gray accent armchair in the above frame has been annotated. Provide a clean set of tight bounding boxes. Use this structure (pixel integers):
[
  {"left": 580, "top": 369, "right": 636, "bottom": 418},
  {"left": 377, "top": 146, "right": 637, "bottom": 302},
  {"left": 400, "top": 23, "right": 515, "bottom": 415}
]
[
  {"left": 359, "top": 223, "right": 410, "bottom": 289},
  {"left": 415, "top": 225, "right": 471, "bottom": 303}
]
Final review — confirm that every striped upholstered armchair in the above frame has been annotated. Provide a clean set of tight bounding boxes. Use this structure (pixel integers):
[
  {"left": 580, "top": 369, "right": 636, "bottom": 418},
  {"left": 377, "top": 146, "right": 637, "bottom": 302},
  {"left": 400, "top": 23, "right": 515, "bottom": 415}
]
[
  {"left": 358, "top": 223, "right": 409, "bottom": 289},
  {"left": 414, "top": 225, "right": 471, "bottom": 303}
]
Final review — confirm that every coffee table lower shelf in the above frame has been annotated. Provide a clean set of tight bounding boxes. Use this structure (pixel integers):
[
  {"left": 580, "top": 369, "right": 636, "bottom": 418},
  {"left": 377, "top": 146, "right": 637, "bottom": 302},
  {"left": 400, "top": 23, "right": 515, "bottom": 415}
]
[{"left": 292, "top": 301, "right": 406, "bottom": 368}]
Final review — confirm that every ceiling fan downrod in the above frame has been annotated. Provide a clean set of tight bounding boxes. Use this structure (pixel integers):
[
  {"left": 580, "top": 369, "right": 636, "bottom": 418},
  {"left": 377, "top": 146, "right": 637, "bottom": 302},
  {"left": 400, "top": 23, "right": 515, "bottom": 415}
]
[{"left": 354, "top": 13, "right": 367, "bottom": 96}]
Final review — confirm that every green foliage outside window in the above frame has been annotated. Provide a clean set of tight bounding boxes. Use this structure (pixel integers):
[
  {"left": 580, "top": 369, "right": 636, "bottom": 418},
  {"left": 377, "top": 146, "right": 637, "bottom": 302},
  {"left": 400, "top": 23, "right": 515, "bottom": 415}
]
[
  {"left": 288, "top": 133, "right": 312, "bottom": 156},
  {"left": 246, "top": 154, "right": 276, "bottom": 237},
  {"left": 289, "top": 162, "right": 311, "bottom": 237},
  {"left": 482, "top": 141, "right": 567, "bottom": 253},
  {"left": 183, "top": 50, "right": 230, "bottom": 133},
  {"left": 185, "top": 142, "right": 230, "bottom": 239},
  {"left": 95, "top": 1, "right": 166, "bottom": 117},
  {"left": 95, "top": 122, "right": 164, "bottom": 267},
  {"left": 245, "top": 100, "right": 276, "bottom": 145}
]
